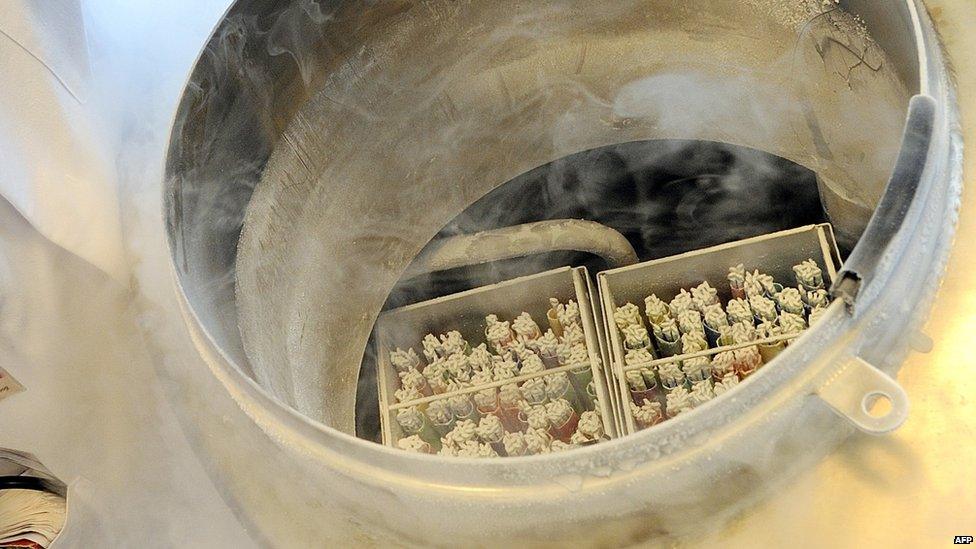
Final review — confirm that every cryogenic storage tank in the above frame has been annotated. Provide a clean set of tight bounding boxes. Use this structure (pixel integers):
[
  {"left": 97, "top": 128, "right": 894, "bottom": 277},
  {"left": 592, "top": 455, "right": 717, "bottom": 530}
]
[
  {"left": 160, "top": 0, "right": 962, "bottom": 545},
  {"left": 0, "top": 0, "right": 972, "bottom": 546}
]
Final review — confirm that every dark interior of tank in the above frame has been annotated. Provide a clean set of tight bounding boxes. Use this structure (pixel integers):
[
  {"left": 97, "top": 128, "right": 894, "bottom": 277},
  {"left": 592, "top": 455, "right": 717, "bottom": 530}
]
[{"left": 355, "top": 138, "right": 830, "bottom": 440}]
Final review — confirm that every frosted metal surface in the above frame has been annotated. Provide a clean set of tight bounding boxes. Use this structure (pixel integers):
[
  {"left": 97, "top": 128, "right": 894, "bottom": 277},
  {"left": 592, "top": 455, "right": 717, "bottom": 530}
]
[
  {"left": 214, "top": 0, "right": 915, "bottom": 431},
  {"left": 0, "top": 0, "right": 965, "bottom": 546},
  {"left": 158, "top": 0, "right": 964, "bottom": 544}
]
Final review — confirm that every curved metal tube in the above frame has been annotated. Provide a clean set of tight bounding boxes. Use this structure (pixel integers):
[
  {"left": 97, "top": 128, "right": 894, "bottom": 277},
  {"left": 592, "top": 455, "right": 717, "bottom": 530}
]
[
  {"left": 401, "top": 219, "right": 639, "bottom": 280},
  {"left": 831, "top": 94, "right": 936, "bottom": 309}
]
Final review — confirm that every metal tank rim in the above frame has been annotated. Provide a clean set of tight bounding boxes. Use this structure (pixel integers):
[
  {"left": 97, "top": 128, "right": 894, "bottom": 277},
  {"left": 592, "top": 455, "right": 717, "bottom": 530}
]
[{"left": 162, "top": 0, "right": 961, "bottom": 498}]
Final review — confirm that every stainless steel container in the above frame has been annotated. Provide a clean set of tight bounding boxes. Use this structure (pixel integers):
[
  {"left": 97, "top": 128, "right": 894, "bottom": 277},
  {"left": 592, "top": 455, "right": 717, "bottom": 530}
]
[
  {"left": 161, "top": 0, "right": 962, "bottom": 545},
  {"left": 598, "top": 224, "right": 843, "bottom": 434},
  {"left": 375, "top": 266, "right": 617, "bottom": 446}
]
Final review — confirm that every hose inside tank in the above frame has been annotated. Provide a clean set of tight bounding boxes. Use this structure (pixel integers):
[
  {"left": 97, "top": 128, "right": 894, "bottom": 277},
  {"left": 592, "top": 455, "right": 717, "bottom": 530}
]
[
  {"left": 401, "top": 219, "right": 639, "bottom": 280},
  {"left": 355, "top": 140, "right": 832, "bottom": 441},
  {"left": 221, "top": 0, "right": 913, "bottom": 436}
]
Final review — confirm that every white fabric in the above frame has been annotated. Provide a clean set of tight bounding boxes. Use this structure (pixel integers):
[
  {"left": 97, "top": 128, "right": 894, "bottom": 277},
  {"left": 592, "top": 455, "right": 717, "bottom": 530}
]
[
  {"left": 0, "top": 0, "right": 126, "bottom": 282},
  {"left": 0, "top": 1, "right": 254, "bottom": 545}
]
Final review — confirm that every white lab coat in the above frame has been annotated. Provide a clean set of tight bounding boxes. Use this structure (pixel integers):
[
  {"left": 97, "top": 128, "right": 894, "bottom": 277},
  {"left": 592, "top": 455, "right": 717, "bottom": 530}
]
[{"left": 0, "top": 0, "right": 125, "bottom": 282}]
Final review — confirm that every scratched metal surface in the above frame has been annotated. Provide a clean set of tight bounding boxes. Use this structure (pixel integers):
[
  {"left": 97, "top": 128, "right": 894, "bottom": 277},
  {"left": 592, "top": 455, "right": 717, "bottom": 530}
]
[{"left": 704, "top": 2, "right": 976, "bottom": 545}]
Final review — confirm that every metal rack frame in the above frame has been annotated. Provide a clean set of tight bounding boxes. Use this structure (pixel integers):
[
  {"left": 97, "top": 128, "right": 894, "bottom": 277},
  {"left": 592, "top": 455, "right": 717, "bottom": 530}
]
[
  {"left": 598, "top": 224, "right": 842, "bottom": 434},
  {"left": 374, "top": 266, "right": 618, "bottom": 448}
]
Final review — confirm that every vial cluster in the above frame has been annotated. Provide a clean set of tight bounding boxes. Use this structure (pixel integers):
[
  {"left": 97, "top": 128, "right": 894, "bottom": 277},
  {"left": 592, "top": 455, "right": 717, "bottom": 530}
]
[
  {"left": 390, "top": 298, "right": 605, "bottom": 457},
  {"left": 614, "top": 259, "right": 830, "bottom": 430}
]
